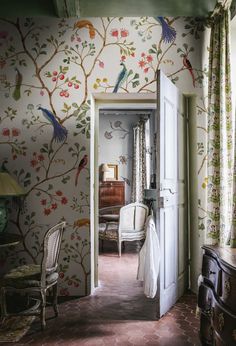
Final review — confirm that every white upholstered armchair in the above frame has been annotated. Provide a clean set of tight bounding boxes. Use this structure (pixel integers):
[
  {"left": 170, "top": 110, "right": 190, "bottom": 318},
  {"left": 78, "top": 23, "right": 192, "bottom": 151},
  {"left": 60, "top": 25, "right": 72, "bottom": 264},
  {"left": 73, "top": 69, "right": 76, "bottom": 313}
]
[{"left": 99, "top": 202, "right": 149, "bottom": 256}]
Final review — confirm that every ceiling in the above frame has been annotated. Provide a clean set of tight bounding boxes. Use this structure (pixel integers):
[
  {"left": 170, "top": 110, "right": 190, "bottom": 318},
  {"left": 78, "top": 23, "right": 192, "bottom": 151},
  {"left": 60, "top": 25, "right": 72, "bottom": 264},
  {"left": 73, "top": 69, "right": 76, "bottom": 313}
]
[{"left": 1, "top": 0, "right": 219, "bottom": 17}]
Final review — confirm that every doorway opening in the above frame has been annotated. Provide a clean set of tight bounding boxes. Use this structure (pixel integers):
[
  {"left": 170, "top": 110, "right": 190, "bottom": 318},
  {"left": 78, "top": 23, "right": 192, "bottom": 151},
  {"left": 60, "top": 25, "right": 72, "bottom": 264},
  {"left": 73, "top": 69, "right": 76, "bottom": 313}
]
[
  {"left": 90, "top": 82, "right": 195, "bottom": 317},
  {"left": 90, "top": 93, "right": 156, "bottom": 292}
]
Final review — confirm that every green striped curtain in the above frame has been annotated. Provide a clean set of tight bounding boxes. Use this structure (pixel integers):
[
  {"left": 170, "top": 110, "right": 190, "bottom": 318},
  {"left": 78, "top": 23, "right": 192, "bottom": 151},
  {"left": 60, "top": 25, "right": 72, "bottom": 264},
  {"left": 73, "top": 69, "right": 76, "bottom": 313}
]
[{"left": 207, "top": 1, "right": 236, "bottom": 247}]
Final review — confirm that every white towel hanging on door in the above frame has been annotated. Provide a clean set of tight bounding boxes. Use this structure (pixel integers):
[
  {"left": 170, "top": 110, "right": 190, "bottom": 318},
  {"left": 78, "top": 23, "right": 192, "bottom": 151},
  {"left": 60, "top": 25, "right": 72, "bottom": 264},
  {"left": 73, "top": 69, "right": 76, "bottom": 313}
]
[{"left": 137, "top": 215, "right": 160, "bottom": 298}]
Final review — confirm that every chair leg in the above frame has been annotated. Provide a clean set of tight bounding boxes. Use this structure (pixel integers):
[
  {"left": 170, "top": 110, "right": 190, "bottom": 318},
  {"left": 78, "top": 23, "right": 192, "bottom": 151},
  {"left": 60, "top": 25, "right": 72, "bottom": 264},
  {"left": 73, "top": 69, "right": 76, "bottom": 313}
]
[
  {"left": 40, "top": 289, "right": 46, "bottom": 330},
  {"left": 0, "top": 287, "right": 7, "bottom": 320},
  {"left": 118, "top": 241, "right": 122, "bottom": 257},
  {"left": 52, "top": 283, "right": 59, "bottom": 317}
]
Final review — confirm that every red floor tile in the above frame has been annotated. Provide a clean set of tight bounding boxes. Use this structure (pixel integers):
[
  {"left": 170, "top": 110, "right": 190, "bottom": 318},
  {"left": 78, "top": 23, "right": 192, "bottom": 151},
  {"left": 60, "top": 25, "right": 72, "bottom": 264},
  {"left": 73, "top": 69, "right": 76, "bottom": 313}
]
[{"left": 6, "top": 242, "right": 201, "bottom": 346}]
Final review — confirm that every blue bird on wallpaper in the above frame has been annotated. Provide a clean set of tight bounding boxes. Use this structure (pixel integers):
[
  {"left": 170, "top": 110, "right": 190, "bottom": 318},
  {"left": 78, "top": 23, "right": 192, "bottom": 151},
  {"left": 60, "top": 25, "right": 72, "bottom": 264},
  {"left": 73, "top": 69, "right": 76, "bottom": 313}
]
[
  {"left": 38, "top": 106, "right": 68, "bottom": 142},
  {"left": 113, "top": 62, "right": 128, "bottom": 93},
  {"left": 156, "top": 17, "right": 176, "bottom": 44}
]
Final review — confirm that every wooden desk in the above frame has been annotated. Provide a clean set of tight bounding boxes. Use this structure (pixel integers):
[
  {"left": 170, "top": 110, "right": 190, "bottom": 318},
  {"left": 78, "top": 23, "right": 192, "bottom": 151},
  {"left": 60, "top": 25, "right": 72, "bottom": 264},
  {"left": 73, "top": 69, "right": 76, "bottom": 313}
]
[{"left": 0, "top": 233, "right": 22, "bottom": 248}]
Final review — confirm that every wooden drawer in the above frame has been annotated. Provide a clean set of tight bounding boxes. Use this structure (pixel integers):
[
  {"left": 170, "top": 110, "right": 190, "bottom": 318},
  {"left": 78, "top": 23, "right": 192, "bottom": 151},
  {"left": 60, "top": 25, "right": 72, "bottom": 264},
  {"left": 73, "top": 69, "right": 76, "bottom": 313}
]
[
  {"left": 202, "top": 254, "right": 221, "bottom": 292},
  {"left": 212, "top": 294, "right": 236, "bottom": 345},
  {"left": 219, "top": 269, "right": 236, "bottom": 313}
]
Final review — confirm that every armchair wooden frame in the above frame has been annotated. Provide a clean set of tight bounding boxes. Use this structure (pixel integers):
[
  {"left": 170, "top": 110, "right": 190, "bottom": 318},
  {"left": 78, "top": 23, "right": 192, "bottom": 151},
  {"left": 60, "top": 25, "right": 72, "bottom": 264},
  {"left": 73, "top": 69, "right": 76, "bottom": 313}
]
[{"left": 0, "top": 221, "right": 66, "bottom": 330}]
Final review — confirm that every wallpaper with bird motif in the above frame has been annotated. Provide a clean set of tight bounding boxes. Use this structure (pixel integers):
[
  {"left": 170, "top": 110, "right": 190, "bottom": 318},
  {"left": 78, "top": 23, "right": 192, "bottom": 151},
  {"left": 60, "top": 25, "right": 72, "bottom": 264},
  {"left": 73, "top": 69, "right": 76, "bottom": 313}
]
[{"left": 0, "top": 16, "right": 208, "bottom": 296}]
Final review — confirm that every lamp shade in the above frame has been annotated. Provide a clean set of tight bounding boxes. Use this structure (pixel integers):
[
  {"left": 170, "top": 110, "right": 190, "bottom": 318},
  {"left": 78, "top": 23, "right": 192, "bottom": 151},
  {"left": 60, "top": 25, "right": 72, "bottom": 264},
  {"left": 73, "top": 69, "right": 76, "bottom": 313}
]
[
  {"left": 0, "top": 172, "right": 25, "bottom": 197},
  {"left": 101, "top": 164, "right": 110, "bottom": 172}
]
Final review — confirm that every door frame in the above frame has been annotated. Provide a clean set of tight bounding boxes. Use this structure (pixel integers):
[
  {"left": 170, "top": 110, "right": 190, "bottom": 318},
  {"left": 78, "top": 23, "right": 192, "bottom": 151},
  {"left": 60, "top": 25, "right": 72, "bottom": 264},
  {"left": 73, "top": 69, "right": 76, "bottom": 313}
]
[{"left": 90, "top": 93, "right": 156, "bottom": 292}]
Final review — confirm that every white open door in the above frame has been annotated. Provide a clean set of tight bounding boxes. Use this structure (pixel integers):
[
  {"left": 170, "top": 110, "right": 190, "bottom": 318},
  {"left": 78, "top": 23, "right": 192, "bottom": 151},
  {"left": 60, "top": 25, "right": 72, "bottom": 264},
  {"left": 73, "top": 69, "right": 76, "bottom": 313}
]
[{"left": 156, "top": 70, "right": 188, "bottom": 317}]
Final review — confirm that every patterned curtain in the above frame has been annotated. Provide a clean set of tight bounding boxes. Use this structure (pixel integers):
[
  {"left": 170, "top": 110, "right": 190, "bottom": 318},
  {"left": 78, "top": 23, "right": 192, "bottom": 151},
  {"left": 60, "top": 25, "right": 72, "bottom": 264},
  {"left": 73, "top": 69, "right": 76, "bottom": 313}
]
[
  {"left": 131, "top": 121, "right": 147, "bottom": 203},
  {"left": 207, "top": 0, "right": 236, "bottom": 247}
]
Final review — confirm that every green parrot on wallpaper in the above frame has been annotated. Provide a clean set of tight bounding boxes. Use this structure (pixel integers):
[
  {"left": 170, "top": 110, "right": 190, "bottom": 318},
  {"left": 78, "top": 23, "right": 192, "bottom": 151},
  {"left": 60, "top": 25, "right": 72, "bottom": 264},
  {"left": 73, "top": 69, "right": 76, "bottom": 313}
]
[{"left": 12, "top": 67, "right": 23, "bottom": 101}]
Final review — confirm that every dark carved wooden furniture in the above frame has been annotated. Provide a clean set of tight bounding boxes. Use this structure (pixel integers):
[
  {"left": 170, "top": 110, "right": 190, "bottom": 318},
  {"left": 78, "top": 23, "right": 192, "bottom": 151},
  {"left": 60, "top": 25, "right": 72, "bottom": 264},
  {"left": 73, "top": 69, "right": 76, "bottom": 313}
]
[
  {"left": 198, "top": 245, "right": 236, "bottom": 346},
  {"left": 99, "top": 181, "right": 125, "bottom": 208}
]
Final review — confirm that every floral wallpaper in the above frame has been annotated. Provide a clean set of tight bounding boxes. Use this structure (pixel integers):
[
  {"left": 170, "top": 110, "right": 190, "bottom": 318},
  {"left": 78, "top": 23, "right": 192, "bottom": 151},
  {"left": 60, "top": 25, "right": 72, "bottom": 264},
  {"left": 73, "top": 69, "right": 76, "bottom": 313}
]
[{"left": 0, "top": 16, "right": 207, "bottom": 296}]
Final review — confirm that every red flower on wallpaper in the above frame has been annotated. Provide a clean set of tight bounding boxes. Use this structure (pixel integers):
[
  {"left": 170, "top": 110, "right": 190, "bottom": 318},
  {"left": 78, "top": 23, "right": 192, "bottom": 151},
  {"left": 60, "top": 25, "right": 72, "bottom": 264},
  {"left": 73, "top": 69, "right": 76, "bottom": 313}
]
[
  {"left": 110, "top": 29, "right": 119, "bottom": 37},
  {"left": 30, "top": 159, "right": 38, "bottom": 167},
  {"left": 56, "top": 190, "right": 63, "bottom": 196},
  {"left": 51, "top": 203, "right": 58, "bottom": 210},
  {"left": 59, "top": 272, "right": 64, "bottom": 279},
  {"left": 2, "top": 128, "right": 10, "bottom": 136},
  {"left": 41, "top": 199, "right": 47, "bottom": 206},
  {"left": 138, "top": 60, "right": 146, "bottom": 68},
  {"left": 44, "top": 208, "right": 51, "bottom": 215},
  {"left": 120, "top": 29, "right": 129, "bottom": 37},
  {"left": 138, "top": 53, "right": 154, "bottom": 72},
  {"left": 61, "top": 196, "right": 68, "bottom": 204},
  {"left": 12, "top": 128, "right": 20, "bottom": 137},
  {"left": 38, "top": 154, "right": 45, "bottom": 161}
]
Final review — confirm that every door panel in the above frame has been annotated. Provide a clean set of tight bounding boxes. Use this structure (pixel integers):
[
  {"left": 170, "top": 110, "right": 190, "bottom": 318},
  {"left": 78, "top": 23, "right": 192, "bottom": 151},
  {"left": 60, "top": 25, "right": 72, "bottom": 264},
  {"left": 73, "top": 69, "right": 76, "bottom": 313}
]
[{"left": 157, "top": 70, "right": 188, "bottom": 317}]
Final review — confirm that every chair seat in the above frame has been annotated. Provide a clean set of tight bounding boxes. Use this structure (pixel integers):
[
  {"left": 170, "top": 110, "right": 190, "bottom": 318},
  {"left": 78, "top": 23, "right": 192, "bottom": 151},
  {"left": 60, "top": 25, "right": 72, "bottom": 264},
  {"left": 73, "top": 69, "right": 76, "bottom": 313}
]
[
  {"left": 121, "top": 230, "right": 145, "bottom": 240},
  {"left": 1, "top": 264, "right": 58, "bottom": 289},
  {"left": 99, "top": 222, "right": 119, "bottom": 241}
]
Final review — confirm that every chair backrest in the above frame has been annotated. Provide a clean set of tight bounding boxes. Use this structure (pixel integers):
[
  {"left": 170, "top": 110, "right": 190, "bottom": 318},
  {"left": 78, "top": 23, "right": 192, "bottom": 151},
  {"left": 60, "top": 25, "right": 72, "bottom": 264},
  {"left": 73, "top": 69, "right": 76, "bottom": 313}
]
[
  {"left": 41, "top": 221, "right": 66, "bottom": 284},
  {"left": 119, "top": 203, "right": 148, "bottom": 232}
]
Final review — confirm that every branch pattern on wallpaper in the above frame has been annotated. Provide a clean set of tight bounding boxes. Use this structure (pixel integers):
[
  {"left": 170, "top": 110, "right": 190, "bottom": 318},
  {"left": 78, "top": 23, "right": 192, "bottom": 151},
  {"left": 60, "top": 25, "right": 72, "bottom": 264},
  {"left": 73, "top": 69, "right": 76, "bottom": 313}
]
[{"left": 0, "top": 16, "right": 207, "bottom": 296}]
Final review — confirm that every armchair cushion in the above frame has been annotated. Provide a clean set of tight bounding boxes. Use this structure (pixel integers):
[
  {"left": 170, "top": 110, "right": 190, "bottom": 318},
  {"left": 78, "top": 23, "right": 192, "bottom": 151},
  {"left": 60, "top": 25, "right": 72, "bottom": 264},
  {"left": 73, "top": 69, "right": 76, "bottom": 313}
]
[
  {"left": 99, "top": 222, "right": 119, "bottom": 241},
  {"left": 1, "top": 264, "right": 58, "bottom": 289}
]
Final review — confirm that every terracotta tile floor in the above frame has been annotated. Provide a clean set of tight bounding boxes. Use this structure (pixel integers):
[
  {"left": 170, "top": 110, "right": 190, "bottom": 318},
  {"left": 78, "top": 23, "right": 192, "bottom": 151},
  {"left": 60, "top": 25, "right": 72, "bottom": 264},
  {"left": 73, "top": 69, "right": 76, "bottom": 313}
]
[{"left": 10, "top": 242, "right": 201, "bottom": 346}]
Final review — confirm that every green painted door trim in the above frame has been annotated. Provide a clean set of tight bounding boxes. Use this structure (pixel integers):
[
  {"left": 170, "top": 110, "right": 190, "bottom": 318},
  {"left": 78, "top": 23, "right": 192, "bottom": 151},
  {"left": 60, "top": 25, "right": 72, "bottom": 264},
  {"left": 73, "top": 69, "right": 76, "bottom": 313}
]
[{"left": 53, "top": 0, "right": 80, "bottom": 18}]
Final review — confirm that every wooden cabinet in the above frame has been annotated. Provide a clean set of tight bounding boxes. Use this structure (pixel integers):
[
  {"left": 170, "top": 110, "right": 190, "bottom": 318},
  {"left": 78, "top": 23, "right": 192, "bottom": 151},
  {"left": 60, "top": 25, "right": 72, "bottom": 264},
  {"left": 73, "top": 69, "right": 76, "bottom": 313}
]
[
  {"left": 198, "top": 245, "right": 236, "bottom": 346},
  {"left": 99, "top": 181, "right": 125, "bottom": 208}
]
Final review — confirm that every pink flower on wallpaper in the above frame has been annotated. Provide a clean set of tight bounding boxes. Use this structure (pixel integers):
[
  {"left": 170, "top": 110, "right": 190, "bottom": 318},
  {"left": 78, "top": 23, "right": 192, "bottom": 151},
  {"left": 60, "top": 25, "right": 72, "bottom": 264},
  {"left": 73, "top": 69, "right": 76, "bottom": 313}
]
[
  {"left": 111, "top": 29, "right": 119, "bottom": 37},
  {"left": 121, "top": 55, "right": 126, "bottom": 61},
  {"left": 12, "top": 128, "right": 20, "bottom": 137},
  {"left": 141, "top": 52, "right": 145, "bottom": 57},
  {"left": 146, "top": 55, "right": 153, "bottom": 62},
  {"left": 138, "top": 60, "right": 146, "bottom": 68},
  {"left": 98, "top": 60, "right": 104, "bottom": 68},
  {"left": 120, "top": 29, "right": 129, "bottom": 37},
  {"left": 143, "top": 67, "right": 149, "bottom": 73},
  {"left": 2, "top": 128, "right": 10, "bottom": 136},
  {"left": 40, "top": 90, "right": 44, "bottom": 96}
]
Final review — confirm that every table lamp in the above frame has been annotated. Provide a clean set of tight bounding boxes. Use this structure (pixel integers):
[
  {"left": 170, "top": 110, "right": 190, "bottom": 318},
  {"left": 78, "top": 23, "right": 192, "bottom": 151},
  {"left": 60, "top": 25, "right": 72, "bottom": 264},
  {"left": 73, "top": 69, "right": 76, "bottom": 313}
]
[
  {"left": 101, "top": 164, "right": 110, "bottom": 181},
  {"left": 0, "top": 170, "right": 25, "bottom": 233}
]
